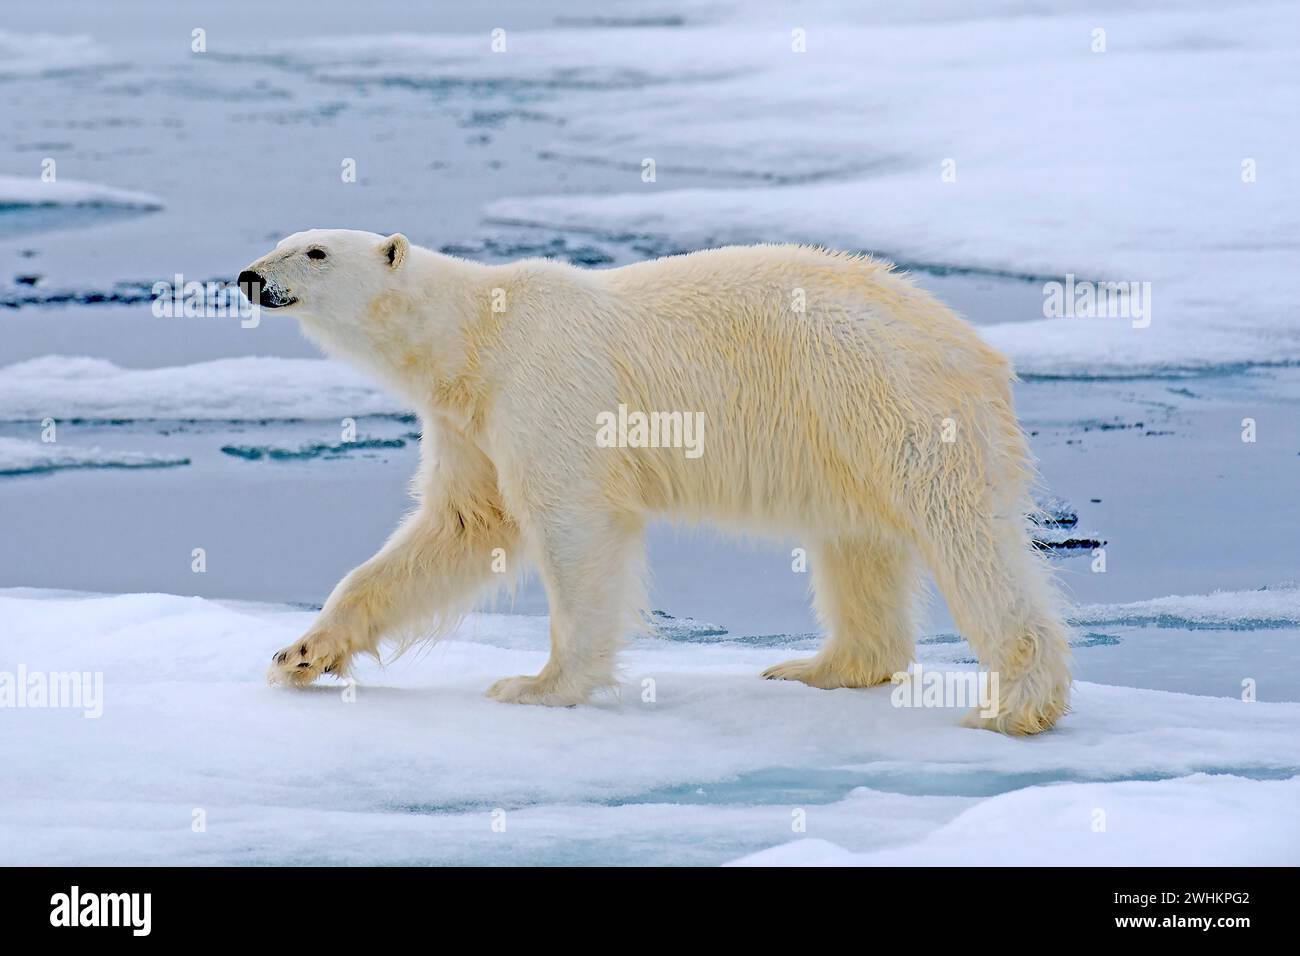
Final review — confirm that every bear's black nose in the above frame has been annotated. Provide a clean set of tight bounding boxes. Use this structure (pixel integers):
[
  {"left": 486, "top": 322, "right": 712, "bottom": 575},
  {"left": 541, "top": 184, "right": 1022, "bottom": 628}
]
[{"left": 237, "top": 270, "right": 264, "bottom": 304}]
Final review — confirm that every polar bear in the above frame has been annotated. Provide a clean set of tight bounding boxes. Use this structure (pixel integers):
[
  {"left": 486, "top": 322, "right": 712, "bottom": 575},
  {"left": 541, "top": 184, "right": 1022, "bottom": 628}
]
[{"left": 240, "top": 229, "right": 1072, "bottom": 734}]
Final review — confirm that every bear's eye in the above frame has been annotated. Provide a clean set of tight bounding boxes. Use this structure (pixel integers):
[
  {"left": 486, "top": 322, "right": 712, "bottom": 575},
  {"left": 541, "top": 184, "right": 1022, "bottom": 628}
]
[{"left": 306, "top": 248, "right": 327, "bottom": 260}]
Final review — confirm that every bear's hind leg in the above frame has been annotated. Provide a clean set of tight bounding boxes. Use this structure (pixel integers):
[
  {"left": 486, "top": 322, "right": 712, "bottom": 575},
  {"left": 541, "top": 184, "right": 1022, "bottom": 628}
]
[
  {"left": 763, "top": 532, "right": 918, "bottom": 689},
  {"left": 916, "top": 506, "right": 1072, "bottom": 735},
  {"left": 486, "top": 508, "right": 646, "bottom": 706}
]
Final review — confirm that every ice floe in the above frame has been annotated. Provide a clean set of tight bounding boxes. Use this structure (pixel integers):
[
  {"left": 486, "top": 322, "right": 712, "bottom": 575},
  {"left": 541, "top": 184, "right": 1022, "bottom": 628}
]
[
  {"left": 0, "top": 174, "right": 161, "bottom": 210},
  {"left": 1073, "top": 586, "right": 1300, "bottom": 631},
  {"left": 456, "top": 3, "right": 1298, "bottom": 378},
  {"left": 0, "top": 355, "right": 400, "bottom": 423},
  {"left": 220, "top": 437, "right": 410, "bottom": 461},
  {"left": 731, "top": 773, "right": 1300, "bottom": 866},
  {"left": 0, "top": 31, "right": 112, "bottom": 80},
  {"left": 0, "top": 436, "right": 188, "bottom": 477},
  {"left": 1, "top": 587, "right": 1296, "bottom": 865}
]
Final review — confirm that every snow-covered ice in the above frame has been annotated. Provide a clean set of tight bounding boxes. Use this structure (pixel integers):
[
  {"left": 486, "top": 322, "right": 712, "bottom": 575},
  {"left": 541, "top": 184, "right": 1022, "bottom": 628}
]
[
  {"left": 0, "top": 31, "right": 112, "bottom": 80},
  {"left": 1073, "top": 587, "right": 1300, "bottom": 631},
  {"left": 1, "top": 588, "right": 1297, "bottom": 866},
  {"left": 471, "top": 3, "right": 1300, "bottom": 378},
  {"left": 0, "top": 355, "right": 398, "bottom": 422},
  {"left": 0, "top": 436, "right": 189, "bottom": 477},
  {"left": 159, "top": 0, "right": 1300, "bottom": 378},
  {"left": 0, "top": 174, "right": 161, "bottom": 211},
  {"left": 731, "top": 774, "right": 1300, "bottom": 866}
]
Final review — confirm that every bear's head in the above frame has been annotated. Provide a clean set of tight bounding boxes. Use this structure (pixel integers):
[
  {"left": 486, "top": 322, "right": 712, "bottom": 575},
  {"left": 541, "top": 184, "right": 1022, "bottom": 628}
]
[
  {"left": 239, "top": 228, "right": 409, "bottom": 315},
  {"left": 239, "top": 229, "right": 487, "bottom": 409}
]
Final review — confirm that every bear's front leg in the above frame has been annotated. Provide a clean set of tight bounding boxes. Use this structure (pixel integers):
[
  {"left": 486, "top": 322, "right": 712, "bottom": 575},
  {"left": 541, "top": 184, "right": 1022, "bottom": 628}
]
[
  {"left": 268, "top": 573, "right": 389, "bottom": 687},
  {"left": 269, "top": 485, "right": 517, "bottom": 687},
  {"left": 269, "top": 622, "right": 358, "bottom": 687},
  {"left": 485, "top": 508, "right": 645, "bottom": 707}
]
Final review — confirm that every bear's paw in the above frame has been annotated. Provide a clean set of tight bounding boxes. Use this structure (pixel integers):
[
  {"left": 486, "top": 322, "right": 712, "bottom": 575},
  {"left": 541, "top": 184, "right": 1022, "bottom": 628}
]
[{"left": 484, "top": 673, "right": 589, "bottom": 707}]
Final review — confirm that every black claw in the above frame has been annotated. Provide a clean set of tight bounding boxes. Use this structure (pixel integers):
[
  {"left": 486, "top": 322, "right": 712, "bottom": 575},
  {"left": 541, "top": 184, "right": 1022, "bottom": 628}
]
[
  {"left": 299, "top": 644, "right": 308, "bottom": 656},
  {"left": 297, "top": 662, "right": 312, "bottom": 669}
]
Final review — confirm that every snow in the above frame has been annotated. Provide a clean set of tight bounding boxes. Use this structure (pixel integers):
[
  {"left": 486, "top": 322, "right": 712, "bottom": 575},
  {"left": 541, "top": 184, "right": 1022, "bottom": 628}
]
[
  {"left": 0, "top": 355, "right": 400, "bottom": 422},
  {"left": 2, "top": 587, "right": 1297, "bottom": 865},
  {"left": 199, "top": 1, "right": 1300, "bottom": 377},
  {"left": 449, "top": 2, "right": 1300, "bottom": 378},
  {"left": 1073, "top": 586, "right": 1300, "bottom": 630},
  {"left": 0, "top": 31, "right": 111, "bottom": 80},
  {"left": 0, "top": 174, "right": 161, "bottom": 210},
  {"left": 0, "top": 436, "right": 188, "bottom": 476},
  {"left": 731, "top": 774, "right": 1300, "bottom": 866}
]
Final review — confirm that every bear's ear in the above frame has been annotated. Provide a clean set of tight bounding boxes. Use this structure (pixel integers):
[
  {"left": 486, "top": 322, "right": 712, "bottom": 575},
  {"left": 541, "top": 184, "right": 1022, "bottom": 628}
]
[{"left": 380, "top": 233, "right": 409, "bottom": 270}]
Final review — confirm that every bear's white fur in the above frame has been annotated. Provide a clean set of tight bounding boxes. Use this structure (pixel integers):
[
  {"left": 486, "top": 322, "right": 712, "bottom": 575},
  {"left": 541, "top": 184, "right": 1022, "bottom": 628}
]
[{"left": 246, "top": 229, "right": 1071, "bottom": 734}]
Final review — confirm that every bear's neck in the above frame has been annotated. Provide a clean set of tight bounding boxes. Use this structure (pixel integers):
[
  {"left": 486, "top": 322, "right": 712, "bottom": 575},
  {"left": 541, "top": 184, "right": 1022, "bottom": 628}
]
[{"left": 314, "top": 250, "right": 500, "bottom": 430}]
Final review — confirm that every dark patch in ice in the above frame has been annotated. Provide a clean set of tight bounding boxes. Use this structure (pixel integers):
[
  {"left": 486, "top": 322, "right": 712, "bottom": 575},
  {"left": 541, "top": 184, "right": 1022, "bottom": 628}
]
[
  {"left": 638, "top": 618, "right": 818, "bottom": 647},
  {"left": 1032, "top": 535, "right": 1105, "bottom": 553},
  {"left": 221, "top": 437, "right": 407, "bottom": 461},
  {"left": 536, "top": 149, "right": 905, "bottom": 186},
  {"left": 554, "top": 15, "right": 688, "bottom": 28},
  {"left": 1078, "top": 418, "right": 1145, "bottom": 432},
  {"left": 1032, "top": 496, "right": 1077, "bottom": 528},
  {"left": 0, "top": 457, "right": 190, "bottom": 478},
  {"left": 440, "top": 235, "right": 614, "bottom": 266},
  {"left": 165, "top": 76, "right": 293, "bottom": 103},
  {"left": 918, "top": 633, "right": 963, "bottom": 645},
  {"left": 712, "top": 632, "right": 819, "bottom": 648},
  {"left": 460, "top": 108, "right": 557, "bottom": 129},
  {"left": 481, "top": 218, "right": 1071, "bottom": 284},
  {"left": 1, "top": 61, "right": 130, "bottom": 84},
  {"left": 651, "top": 615, "right": 1125, "bottom": 651},
  {"left": 0, "top": 274, "right": 228, "bottom": 310},
  {"left": 303, "top": 67, "right": 731, "bottom": 97},
  {"left": 1069, "top": 612, "right": 1300, "bottom": 632},
  {"left": 1018, "top": 363, "right": 1300, "bottom": 383},
  {"left": 1029, "top": 495, "right": 1103, "bottom": 553},
  {"left": 0, "top": 196, "right": 160, "bottom": 213},
  {"left": 647, "top": 609, "right": 728, "bottom": 641},
  {"left": 231, "top": 101, "right": 348, "bottom": 124},
  {"left": 34, "top": 412, "right": 418, "bottom": 428},
  {"left": 840, "top": 626, "right": 1116, "bottom": 654},
  {"left": 10, "top": 142, "right": 75, "bottom": 153},
  {"left": 1071, "top": 632, "right": 1122, "bottom": 648}
]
